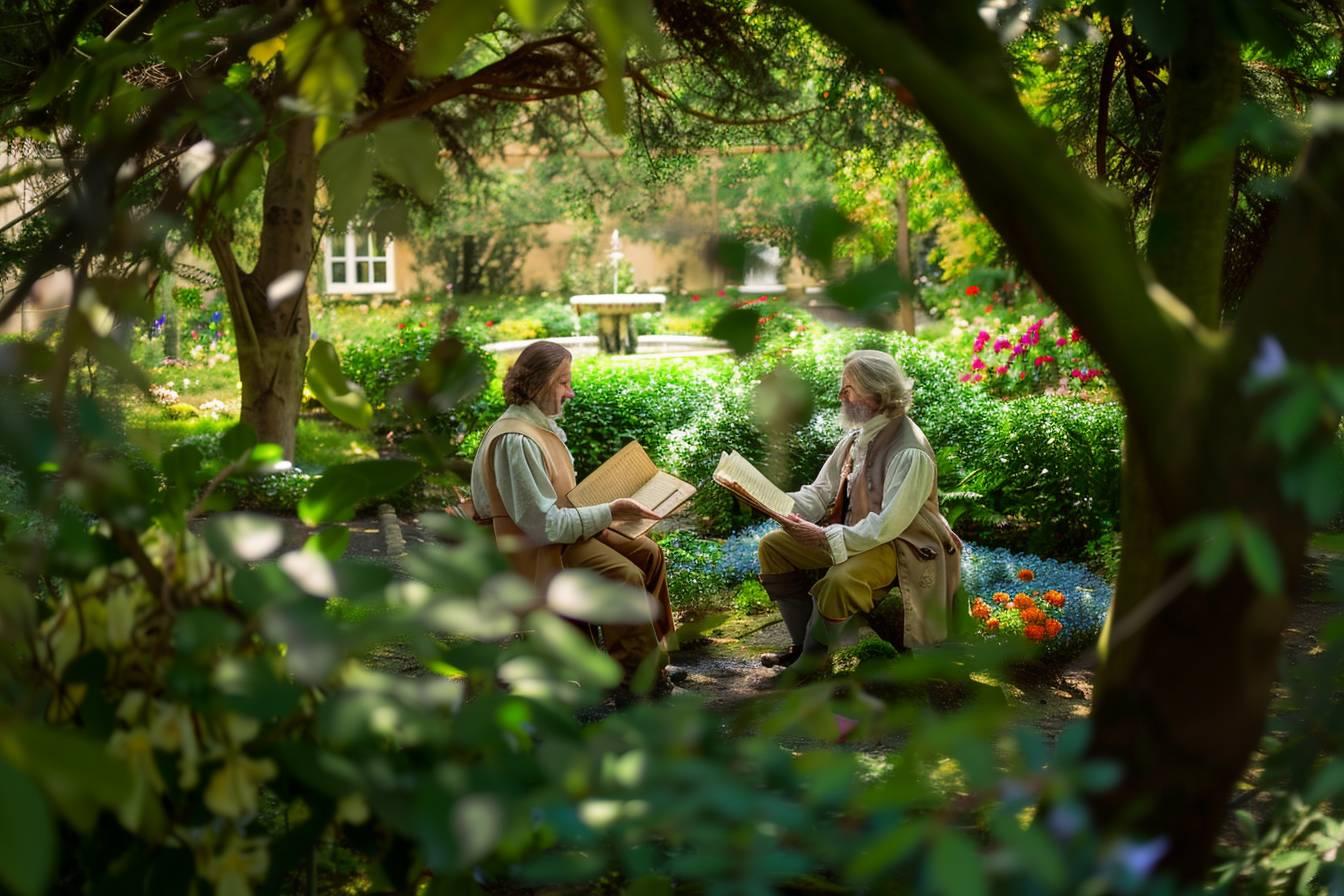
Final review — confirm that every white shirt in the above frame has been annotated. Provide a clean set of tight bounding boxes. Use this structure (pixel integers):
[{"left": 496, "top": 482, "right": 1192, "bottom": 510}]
[
  {"left": 469, "top": 403, "right": 614, "bottom": 545},
  {"left": 787, "top": 414, "right": 937, "bottom": 565}
]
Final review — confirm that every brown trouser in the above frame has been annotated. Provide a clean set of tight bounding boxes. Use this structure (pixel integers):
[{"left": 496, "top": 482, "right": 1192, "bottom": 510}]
[
  {"left": 757, "top": 529, "right": 897, "bottom": 620},
  {"left": 561, "top": 531, "right": 673, "bottom": 676}
]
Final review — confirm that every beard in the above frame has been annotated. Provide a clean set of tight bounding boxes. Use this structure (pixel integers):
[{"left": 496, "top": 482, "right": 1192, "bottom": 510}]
[
  {"left": 839, "top": 400, "right": 876, "bottom": 430},
  {"left": 536, "top": 395, "right": 566, "bottom": 418}
]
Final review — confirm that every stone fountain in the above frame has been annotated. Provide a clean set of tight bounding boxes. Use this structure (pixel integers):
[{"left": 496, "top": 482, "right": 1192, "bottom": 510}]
[{"left": 569, "top": 229, "right": 665, "bottom": 354}]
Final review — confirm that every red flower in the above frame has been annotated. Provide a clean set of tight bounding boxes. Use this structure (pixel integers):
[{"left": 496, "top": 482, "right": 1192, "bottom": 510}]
[
  {"left": 1056, "top": 337, "right": 1067, "bottom": 347},
  {"left": 398, "top": 322, "right": 407, "bottom": 330},
  {"left": 691, "top": 295, "right": 701, "bottom": 302},
  {"left": 986, "top": 618, "right": 1000, "bottom": 631},
  {"left": 1070, "top": 327, "right": 1082, "bottom": 343},
  {"left": 1025, "top": 624, "right": 1046, "bottom": 641},
  {"left": 984, "top": 305, "right": 993, "bottom": 314},
  {"left": 966, "top": 285, "right": 981, "bottom": 296},
  {"left": 485, "top": 320, "right": 495, "bottom": 328},
  {"left": 1043, "top": 590, "right": 1065, "bottom": 607},
  {"left": 1018, "top": 569, "right": 1035, "bottom": 582},
  {"left": 1045, "top": 619, "right": 1062, "bottom": 639},
  {"left": 717, "top": 290, "right": 726, "bottom": 297},
  {"left": 995, "top": 365, "right": 1009, "bottom": 375},
  {"left": 1018, "top": 371, "right": 1027, "bottom": 380}
]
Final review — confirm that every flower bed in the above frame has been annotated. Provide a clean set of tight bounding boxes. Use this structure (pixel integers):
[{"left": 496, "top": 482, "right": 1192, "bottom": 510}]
[{"left": 960, "top": 544, "right": 1112, "bottom": 659}]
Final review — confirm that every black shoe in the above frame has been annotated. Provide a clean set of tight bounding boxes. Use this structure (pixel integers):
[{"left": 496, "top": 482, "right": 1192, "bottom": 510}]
[{"left": 760, "top": 645, "right": 803, "bottom": 669}]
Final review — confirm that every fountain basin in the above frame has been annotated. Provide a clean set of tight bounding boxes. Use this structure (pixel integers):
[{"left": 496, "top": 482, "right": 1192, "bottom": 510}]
[
  {"left": 569, "top": 293, "right": 665, "bottom": 354},
  {"left": 483, "top": 334, "right": 731, "bottom": 360}
]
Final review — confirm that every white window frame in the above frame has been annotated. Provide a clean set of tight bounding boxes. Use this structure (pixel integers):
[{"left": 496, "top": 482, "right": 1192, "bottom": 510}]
[{"left": 323, "top": 230, "right": 396, "bottom": 295}]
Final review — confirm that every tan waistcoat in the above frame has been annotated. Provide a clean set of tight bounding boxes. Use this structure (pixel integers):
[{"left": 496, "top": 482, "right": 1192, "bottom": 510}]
[
  {"left": 841, "top": 416, "right": 962, "bottom": 646},
  {"left": 477, "top": 416, "right": 576, "bottom": 587}
]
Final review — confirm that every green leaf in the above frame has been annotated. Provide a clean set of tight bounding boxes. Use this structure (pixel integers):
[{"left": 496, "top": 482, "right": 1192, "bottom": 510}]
[
  {"left": 1239, "top": 522, "right": 1284, "bottom": 594},
  {"left": 1054, "top": 719, "right": 1092, "bottom": 763},
  {"left": 828, "top": 261, "right": 908, "bottom": 313},
  {"left": 151, "top": 3, "right": 208, "bottom": 70},
  {"left": 173, "top": 607, "right": 244, "bottom": 656},
  {"left": 412, "top": 0, "right": 500, "bottom": 78},
  {"left": 285, "top": 19, "right": 366, "bottom": 150},
  {"left": 298, "top": 459, "right": 421, "bottom": 526},
  {"left": 0, "top": 759, "right": 55, "bottom": 896},
  {"left": 796, "top": 203, "right": 856, "bottom": 271},
  {"left": 1192, "top": 522, "right": 1236, "bottom": 585},
  {"left": 196, "top": 83, "right": 264, "bottom": 145},
  {"left": 373, "top": 119, "right": 444, "bottom": 204},
  {"left": 0, "top": 723, "right": 134, "bottom": 831},
  {"left": 28, "top": 56, "right": 82, "bottom": 109},
  {"left": 709, "top": 307, "right": 759, "bottom": 356},
  {"left": 306, "top": 339, "right": 373, "bottom": 430},
  {"left": 305, "top": 525, "right": 351, "bottom": 560},
  {"left": 220, "top": 422, "right": 258, "bottom": 460},
  {"left": 930, "top": 830, "right": 988, "bottom": 896},
  {"left": 204, "top": 512, "right": 286, "bottom": 565},
  {"left": 1305, "top": 760, "right": 1344, "bottom": 804},
  {"left": 507, "top": 0, "right": 568, "bottom": 29},
  {"left": 319, "top": 135, "right": 375, "bottom": 230}
]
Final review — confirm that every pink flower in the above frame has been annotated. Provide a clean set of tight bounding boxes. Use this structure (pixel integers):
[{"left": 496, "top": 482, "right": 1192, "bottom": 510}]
[
  {"left": 717, "top": 290, "right": 726, "bottom": 297},
  {"left": 960, "top": 373, "right": 974, "bottom": 382},
  {"left": 1056, "top": 337, "right": 1067, "bottom": 347},
  {"left": 1069, "top": 368, "right": 1081, "bottom": 378},
  {"left": 993, "top": 339, "right": 1011, "bottom": 353},
  {"left": 972, "top": 357, "right": 986, "bottom": 370},
  {"left": 996, "top": 365, "right": 1009, "bottom": 375},
  {"left": 973, "top": 374, "right": 983, "bottom": 382}
]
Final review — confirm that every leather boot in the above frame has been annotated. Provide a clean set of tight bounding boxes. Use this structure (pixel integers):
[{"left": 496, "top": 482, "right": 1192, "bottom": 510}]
[{"left": 759, "top": 573, "right": 814, "bottom": 668}]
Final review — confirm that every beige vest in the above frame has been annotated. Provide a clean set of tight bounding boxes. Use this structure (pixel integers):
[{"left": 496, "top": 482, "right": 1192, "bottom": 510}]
[
  {"left": 477, "top": 416, "right": 576, "bottom": 587},
  {"left": 842, "top": 416, "right": 962, "bottom": 646}
]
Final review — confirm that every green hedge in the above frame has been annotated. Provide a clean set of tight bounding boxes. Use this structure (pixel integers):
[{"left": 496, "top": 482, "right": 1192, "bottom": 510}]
[
  {"left": 457, "top": 325, "right": 1124, "bottom": 554},
  {"left": 340, "top": 325, "right": 496, "bottom": 437}
]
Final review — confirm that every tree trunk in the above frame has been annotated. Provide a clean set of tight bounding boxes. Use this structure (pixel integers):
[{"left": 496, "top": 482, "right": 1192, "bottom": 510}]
[
  {"left": 208, "top": 114, "right": 317, "bottom": 460},
  {"left": 893, "top": 180, "right": 916, "bottom": 335}
]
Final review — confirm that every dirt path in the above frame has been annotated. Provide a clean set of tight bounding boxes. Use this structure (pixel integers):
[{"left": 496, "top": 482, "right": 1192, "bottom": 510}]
[{"left": 664, "top": 545, "right": 1341, "bottom": 747}]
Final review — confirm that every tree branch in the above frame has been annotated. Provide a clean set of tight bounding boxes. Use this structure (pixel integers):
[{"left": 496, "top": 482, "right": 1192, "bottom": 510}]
[{"left": 782, "top": 0, "right": 1209, "bottom": 456}]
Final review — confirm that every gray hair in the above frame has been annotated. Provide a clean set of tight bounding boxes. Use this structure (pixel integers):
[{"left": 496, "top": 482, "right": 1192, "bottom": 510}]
[{"left": 843, "top": 349, "right": 913, "bottom": 417}]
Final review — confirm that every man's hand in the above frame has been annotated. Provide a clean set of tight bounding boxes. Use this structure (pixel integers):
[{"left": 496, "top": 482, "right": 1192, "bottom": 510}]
[
  {"left": 781, "top": 513, "right": 828, "bottom": 547},
  {"left": 610, "top": 498, "right": 660, "bottom": 522}
]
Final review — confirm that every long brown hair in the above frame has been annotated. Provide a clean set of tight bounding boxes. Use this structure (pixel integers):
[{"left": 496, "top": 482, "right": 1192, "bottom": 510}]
[{"left": 502, "top": 341, "right": 572, "bottom": 406}]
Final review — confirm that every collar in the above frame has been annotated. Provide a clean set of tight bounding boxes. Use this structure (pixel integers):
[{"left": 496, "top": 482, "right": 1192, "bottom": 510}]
[
  {"left": 503, "top": 402, "right": 568, "bottom": 443},
  {"left": 854, "top": 413, "right": 891, "bottom": 450}
]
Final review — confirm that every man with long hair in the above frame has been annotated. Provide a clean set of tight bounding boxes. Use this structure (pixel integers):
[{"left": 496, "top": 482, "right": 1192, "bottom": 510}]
[
  {"left": 470, "top": 340, "right": 677, "bottom": 699},
  {"left": 757, "top": 349, "right": 961, "bottom": 675}
]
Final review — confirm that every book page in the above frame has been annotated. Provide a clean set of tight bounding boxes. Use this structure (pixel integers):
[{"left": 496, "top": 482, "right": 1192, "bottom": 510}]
[
  {"left": 713, "top": 451, "right": 795, "bottom": 519},
  {"left": 568, "top": 441, "right": 659, "bottom": 507}
]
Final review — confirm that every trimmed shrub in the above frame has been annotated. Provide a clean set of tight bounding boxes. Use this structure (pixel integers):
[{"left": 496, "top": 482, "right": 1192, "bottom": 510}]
[{"left": 341, "top": 325, "right": 495, "bottom": 437}]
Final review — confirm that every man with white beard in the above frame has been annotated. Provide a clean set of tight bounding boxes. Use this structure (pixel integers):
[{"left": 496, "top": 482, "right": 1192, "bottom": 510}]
[{"left": 756, "top": 349, "right": 962, "bottom": 675}]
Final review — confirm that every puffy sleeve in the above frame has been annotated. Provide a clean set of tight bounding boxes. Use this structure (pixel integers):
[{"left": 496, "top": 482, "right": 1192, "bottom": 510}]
[{"left": 822, "top": 448, "right": 935, "bottom": 564}]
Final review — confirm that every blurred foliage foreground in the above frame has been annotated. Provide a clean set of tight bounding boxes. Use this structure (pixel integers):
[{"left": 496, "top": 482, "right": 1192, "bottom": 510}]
[{"left": 1, "top": 337, "right": 1343, "bottom": 896}]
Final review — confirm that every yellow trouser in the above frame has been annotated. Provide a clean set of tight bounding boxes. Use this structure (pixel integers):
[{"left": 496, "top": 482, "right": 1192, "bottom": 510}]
[
  {"left": 560, "top": 532, "right": 672, "bottom": 677},
  {"left": 757, "top": 529, "right": 897, "bottom": 621}
]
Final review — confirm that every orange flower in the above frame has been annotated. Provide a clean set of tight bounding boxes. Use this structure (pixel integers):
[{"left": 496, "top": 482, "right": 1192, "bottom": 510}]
[
  {"left": 970, "top": 599, "right": 991, "bottom": 620},
  {"left": 1045, "top": 619, "right": 1062, "bottom": 639},
  {"left": 992, "top": 591, "right": 1010, "bottom": 604},
  {"left": 1012, "top": 593, "right": 1034, "bottom": 610},
  {"left": 1043, "top": 590, "right": 1065, "bottom": 607},
  {"left": 1024, "top": 624, "right": 1045, "bottom": 641},
  {"left": 1020, "top": 607, "right": 1047, "bottom": 625},
  {"left": 1017, "top": 569, "right": 1035, "bottom": 583},
  {"left": 986, "top": 618, "right": 1000, "bottom": 630}
]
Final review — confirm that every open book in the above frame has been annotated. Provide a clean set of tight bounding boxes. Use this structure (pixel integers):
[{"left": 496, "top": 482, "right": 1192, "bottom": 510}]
[
  {"left": 712, "top": 451, "right": 796, "bottom": 523},
  {"left": 567, "top": 441, "right": 696, "bottom": 538}
]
